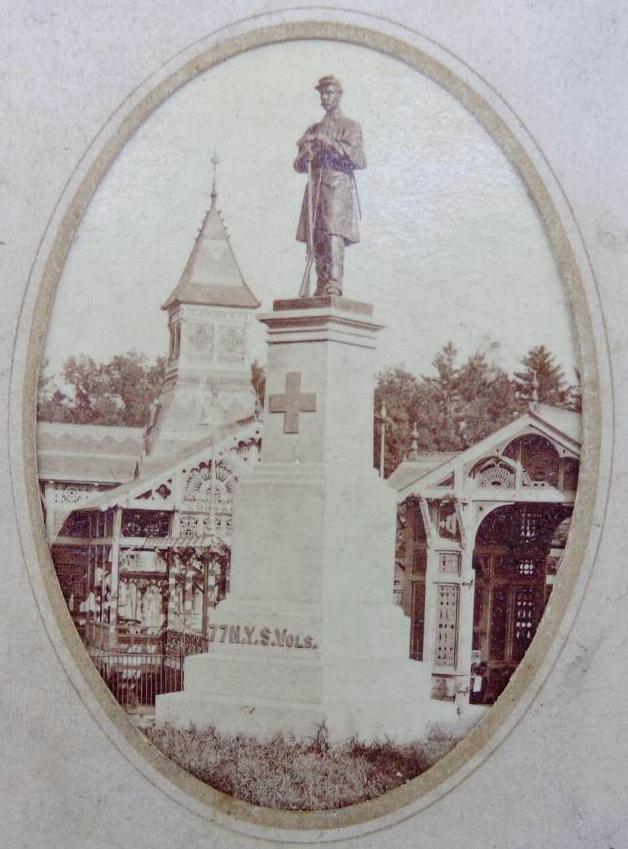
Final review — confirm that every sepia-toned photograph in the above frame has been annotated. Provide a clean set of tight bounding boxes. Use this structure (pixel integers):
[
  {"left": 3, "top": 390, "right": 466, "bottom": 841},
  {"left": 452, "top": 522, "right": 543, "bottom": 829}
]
[{"left": 35, "top": 38, "right": 583, "bottom": 812}]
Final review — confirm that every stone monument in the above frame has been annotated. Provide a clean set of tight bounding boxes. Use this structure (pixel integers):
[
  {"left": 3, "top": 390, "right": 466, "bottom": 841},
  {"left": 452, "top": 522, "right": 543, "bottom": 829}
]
[
  {"left": 156, "top": 298, "right": 439, "bottom": 741},
  {"left": 156, "top": 80, "right": 443, "bottom": 741}
]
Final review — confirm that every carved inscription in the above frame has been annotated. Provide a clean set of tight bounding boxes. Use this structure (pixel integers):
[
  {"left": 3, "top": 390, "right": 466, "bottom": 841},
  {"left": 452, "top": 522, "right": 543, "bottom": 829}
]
[{"left": 207, "top": 623, "right": 318, "bottom": 649}]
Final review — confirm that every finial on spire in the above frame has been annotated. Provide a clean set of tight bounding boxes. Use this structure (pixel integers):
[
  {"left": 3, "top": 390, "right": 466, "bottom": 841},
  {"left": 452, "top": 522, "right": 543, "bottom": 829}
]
[
  {"left": 210, "top": 151, "right": 220, "bottom": 207},
  {"left": 407, "top": 422, "right": 420, "bottom": 461},
  {"left": 530, "top": 370, "right": 540, "bottom": 407}
]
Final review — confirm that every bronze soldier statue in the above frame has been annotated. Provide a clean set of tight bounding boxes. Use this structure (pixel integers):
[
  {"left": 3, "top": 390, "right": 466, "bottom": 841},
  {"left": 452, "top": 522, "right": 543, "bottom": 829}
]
[{"left": 295, "top": 76, "right": 366, "bottom": 297}]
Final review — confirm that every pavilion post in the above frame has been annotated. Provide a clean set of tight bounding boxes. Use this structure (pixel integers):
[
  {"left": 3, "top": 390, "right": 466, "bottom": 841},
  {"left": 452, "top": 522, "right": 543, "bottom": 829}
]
[
  {"left": 454, "top": 535, "right": 478, "bottom": 711},
  {"left": 108, "top": 506, "right": 122, "bottom": 639},
  {"left": 167, "top": 552, "right": 177, "bottom": 630},
  {"left": 422, "top": 545, "right": 439, "bottom": 672},
  {"left": 380, "top": 401, "right": 387, "bottom": 478},
  {"left": 86, "top": 529, "right": 93, "bottom": 622},
  {"left": 183, "top": 566, "right": 193, "bottom": 638},
  {"left": 201, "top": 560, "right": 209, "bottom": 640}
]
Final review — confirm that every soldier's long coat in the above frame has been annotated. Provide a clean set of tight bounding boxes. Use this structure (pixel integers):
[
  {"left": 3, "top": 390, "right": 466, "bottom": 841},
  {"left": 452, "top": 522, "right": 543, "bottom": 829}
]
[{"left": 295, "top": 110, "right": 366, "bottom": 245}]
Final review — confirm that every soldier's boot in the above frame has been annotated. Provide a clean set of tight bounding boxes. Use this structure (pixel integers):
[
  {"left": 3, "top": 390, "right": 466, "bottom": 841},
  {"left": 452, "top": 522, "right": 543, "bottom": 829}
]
[
  {"left": 314, "top": 233, "right": 330, "bottom": 296},
  {"left": 324, "top": 235, "right": 344, "bottom": 296}
]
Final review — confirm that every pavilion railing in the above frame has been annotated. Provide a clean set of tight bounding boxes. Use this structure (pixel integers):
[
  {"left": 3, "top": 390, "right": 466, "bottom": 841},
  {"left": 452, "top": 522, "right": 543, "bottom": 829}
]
[
  {"left": 86, "top": 630, "right": 209, "bottom": 712},
  {"left": 88, "top": 649, "right": 182, "bottom": 712},
  {"left": 84, "top": 622, "right": 209, "bottom": 655},
  {"left": 163, "top": 629, "right": 209, "bottom": 657},
  {"left": 84, "top": 620, "right": 164, "bottom": 651}
]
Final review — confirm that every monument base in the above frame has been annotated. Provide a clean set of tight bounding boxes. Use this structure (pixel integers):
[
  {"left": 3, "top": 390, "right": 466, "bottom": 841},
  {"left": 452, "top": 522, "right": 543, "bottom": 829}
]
[
  {"left": 156, "top": 619, "right": 455, "bottom": 742},
  {"left": 156, "top": 462, "right": 456, "bottom": 741},
  {"left": 157, "top": 670, "right": 453, "bottom": 743}
]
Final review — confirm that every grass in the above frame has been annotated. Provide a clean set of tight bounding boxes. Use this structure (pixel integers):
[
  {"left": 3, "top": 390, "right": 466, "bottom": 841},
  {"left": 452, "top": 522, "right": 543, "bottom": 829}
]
[{"left": 143, "top": 721, "right": 459, "bottom": 810}]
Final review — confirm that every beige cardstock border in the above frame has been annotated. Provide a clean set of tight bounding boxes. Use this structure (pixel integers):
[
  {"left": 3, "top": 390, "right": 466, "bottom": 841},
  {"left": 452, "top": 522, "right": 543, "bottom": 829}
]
[{"left": 9, "top": 13, "right": 611, "bottom": 843}]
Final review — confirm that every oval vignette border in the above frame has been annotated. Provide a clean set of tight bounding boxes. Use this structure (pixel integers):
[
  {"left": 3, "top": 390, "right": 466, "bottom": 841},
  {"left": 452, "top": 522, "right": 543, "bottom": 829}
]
[{"left": 11, "top": 14, "right": 609, "bottom": 843}]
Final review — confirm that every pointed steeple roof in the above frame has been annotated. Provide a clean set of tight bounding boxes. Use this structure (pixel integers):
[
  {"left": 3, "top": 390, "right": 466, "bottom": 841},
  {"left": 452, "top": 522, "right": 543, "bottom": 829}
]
[{"left": 162, "top": 169, "right": 260, "bottom": 311}]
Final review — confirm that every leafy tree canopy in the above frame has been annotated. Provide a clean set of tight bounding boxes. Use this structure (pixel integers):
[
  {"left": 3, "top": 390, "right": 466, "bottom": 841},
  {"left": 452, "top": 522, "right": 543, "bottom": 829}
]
[
  {"left": 38, "top": 354, "right": 268, "bottom": 429},
  {"left": 250, "top": 360, "right": 266, "bottom": 406},
  {"left": 38, "top": 352, "right": 166, "bottom": 427},
  {"left": 513, "top": 345, "right": 566, "bottom": 406},
  {"left": 375, "top": 343, "right": 580, "bottom": 476}
]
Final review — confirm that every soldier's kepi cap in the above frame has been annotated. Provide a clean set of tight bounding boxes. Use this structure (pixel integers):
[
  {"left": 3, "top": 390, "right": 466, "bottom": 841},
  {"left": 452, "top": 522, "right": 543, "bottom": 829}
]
[{"left": 315, "top": 75, "right": 343, "bottom": 92}]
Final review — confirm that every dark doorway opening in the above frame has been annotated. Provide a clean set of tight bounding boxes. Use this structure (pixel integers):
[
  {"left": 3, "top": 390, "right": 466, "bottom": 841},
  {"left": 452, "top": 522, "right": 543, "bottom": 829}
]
[{"left": 471, "top": 503, "right": 571, "bottom": 704}]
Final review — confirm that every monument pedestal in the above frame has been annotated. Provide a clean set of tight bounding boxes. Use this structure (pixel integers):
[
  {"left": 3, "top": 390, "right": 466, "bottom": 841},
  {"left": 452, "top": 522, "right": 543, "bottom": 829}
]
[{"left": 157, "top": 297, "right": 448, "bottom": 741}]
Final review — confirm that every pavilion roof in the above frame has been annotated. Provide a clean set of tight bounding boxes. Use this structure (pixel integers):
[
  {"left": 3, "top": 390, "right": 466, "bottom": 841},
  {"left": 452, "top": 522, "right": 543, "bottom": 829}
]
[
  {"left": 162, "top": 204, "right": 260, "bottom": 310},
  {"left": 530, "top": 403, "right": 581, "bottom": 444},
  {"left": 72, "top": 415, "right": 261, "bottom": 513},
  {"left": 390, "top": 404, "right": 582, "bottom": 497},
  {"left": 387, "top": 452, "right": 459, "bottom": 490},
  {"left": 37, "top": 422, "right": 143, "bottom": 484}
]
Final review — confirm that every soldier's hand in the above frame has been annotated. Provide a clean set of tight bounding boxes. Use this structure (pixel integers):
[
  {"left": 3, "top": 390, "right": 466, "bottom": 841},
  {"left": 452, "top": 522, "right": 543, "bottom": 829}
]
[{"left": 306, "top": 131, "right": 329, "bottom": 149}]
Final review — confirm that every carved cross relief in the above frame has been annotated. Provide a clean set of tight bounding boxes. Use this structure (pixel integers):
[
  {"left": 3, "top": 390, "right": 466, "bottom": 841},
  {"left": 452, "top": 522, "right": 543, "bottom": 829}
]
[{"left": 268, "top": 371, "right": 317, "bottom": 433}]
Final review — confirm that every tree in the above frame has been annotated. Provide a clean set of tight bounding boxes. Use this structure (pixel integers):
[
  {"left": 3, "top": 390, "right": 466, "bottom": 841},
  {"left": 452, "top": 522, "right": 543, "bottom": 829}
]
[
  {"left": 513, "top": 345, "right": 566, "bottom": 405},
  {"left": 422, "top": 342, "right": 462, "bottom": 450},
  {"left": 373, "top": 365, "right": 451, "bottom": 476},
  {"left": 417, "top": 344, "right": 521, "bottom": 451},
  {"left": 107, "top": 353, "right": 166, "bottom": 427},
  {"left": 37, "top": 359, "right": 72, "bottom": 423},
  {"left": 37, "top": 352, "right": 166, "bottom": 426},
  {"left": 563, "top": 367, "right": 582, "bottom": 412},
  {"left": 38, "top": 352, "right": 267, "bottom": 427},
  {"left": 375, "top": 343, "right": 577, "bottom": 478},
  {"left": 373, "top": 342, "right": 571, "bottom": 476},
  {"left": 251, "top": 360, "right": 266, "bottom": 407},
  {"left": 374, "top": 367, "right": 420, "bottom": 475},
  {"left": 455, "top": 352, "right": 521, "bottom": 447}
]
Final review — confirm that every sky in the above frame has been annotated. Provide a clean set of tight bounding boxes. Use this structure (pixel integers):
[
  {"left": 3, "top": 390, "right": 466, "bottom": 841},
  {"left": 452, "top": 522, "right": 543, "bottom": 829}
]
[{"left": 43, "top": 40, "right": 579, "bottom": 382}]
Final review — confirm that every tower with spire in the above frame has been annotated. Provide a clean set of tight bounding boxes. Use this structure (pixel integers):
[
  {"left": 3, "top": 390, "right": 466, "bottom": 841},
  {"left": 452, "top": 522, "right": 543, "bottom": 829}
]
[{"left": 142, "top": 157, "right": 260, "bottom": 465}]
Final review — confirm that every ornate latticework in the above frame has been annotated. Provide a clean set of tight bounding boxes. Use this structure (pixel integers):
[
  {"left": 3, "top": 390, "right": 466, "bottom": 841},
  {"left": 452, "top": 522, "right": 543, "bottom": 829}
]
[
  {"left": 181, "top": 458, "right": 239, "bottom": 542},
  {"left": 473, "top": 457, "right": 515, "bottom": 489},
  {"left": 434, "top": 584, "right": 459, "bottom": 668},
  {"left": 514, "top": 558, "right": 540, "bottom": 576},
  {"left": 136, "top": 482, "right": 172, "bottom": 501},
  {"left": 234, "top": 437, "right": 261, "bottom": 463},
  {"left": 504, "top": 435, "right": 559, "bottom": 487},
  {"left": 184, "top": 460, "right": 237, "bottom": 507},
  {"left": 178, "top": 513, "right": 199, "bottom": 538},
  {"left": 121, "top": 510, "right": 170, "bottom": 538},
  {"left": 476, "top": 504, "right": 572, "bottom": 549},
  {"left": 513, "top": 587, "right": 537, "bottom": 657},
  {"left": 471, "top": 502, "right": 574, "bottom": 704},
  {"left": 53, "top": 484, "right": 88, "bottom": 505}
]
